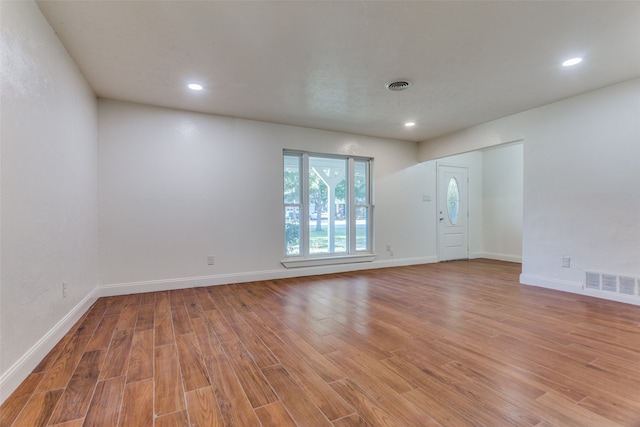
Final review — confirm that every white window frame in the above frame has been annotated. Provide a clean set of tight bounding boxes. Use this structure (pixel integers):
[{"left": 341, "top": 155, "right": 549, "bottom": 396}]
[{"left": 282, "top": 151, "right": 375, "bottom": 268}]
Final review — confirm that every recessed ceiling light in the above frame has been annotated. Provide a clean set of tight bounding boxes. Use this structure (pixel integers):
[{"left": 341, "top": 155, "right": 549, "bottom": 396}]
[
  {"left": 188, "top": 83, "right": 203, "bottom": 91},
  {"left": 562, "top": 57, "right": 582, "bottom": 67},
  {"left": 405, "top": 122, "right": 416, "bottom": 127}
]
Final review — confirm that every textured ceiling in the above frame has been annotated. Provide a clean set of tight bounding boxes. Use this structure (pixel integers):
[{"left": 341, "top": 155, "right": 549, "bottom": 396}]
[{"left": 37, "top": 1, "right": 640, "bottom": 142}]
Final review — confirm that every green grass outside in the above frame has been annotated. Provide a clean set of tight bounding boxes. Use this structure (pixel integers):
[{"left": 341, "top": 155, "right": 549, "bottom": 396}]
[
  {"left": 309, "top": 222, "right": 367, "bottom": 254},
  {"left": 285, "top": 221, "right": 368, "bottom": 256}
]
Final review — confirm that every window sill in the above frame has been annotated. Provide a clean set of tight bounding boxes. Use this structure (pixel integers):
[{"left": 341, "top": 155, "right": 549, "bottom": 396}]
[{"left": 281, "top": 253, "right": 377, "bottom": 269}]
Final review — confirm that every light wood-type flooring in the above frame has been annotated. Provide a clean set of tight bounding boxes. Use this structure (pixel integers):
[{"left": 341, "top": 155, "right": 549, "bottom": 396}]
[{"left": 2, "top": 259, "right": 640, "bottom": 426}]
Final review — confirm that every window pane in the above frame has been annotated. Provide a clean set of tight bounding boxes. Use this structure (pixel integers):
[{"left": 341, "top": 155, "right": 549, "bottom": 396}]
[
  {"left": 334, "top": 217, "right": 347, "bottom": 253},
  {"left": 308, "top": 217, "right": 347, "bottom": 254},
  {"left": 308, "top": 168, "right": 328, "bottom": 223},
  {"left": 309, "top": 220, "right": 328, "bottom": 254},
  {"left": 354, "top": 161, "right": 368, "bottom": 205},
  {"left": 284, "top": 155, "right": 300, "bottom": 204},
  {"left": 355, "top": 207, "right": 368, "bottom": 250},
  {"left": 447, "top": 177, "right": 460, "bottom": 224},
  {"left": 308, "top": 156, "right": 347, "bottom": 255},
  {"left": 285, "top": 206, "right": 300, "bottom": 256}
]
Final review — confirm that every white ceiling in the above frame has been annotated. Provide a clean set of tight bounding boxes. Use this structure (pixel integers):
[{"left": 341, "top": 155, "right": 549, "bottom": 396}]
[{"left": 37, "top": 1, "right": 640, "bottom": 142}]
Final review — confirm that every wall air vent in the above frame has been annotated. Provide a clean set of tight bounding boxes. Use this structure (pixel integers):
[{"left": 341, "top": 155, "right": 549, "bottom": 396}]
[
  {"left": 585, "top": 272, "right": 639, "bottom": 298},
  {"left": 619, "top": 277, "right": 637, "bottom": 296},
  {"left": 602, "top": 274, "right": 617, "bottom": 292},
  {"left": 585, "top": 272, "right": 600, "bottom": 290}
]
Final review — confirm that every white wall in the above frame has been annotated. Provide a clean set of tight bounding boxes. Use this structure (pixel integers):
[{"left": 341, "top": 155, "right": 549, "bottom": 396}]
[
  {"left": 523, "top": 79, "right": 640, "bottom": 289},
  {"left": 481, "top": 143, "right": 523, "bottom": 262},
  {"left": 419, "top": 78, "right": 640, "bottom": 302},
  {"left": 418, "top": 114, "right": 525, "bottom": 162},
  {"left": 98, "top": 100, "right": 436, "bottom": 292},
  {"left": 0, "top": 1, "right": 99, "bottom": 400}
]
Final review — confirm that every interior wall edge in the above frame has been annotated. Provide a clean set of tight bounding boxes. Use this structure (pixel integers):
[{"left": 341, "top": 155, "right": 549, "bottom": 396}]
[
  {"left": 0, "top": 287, "right": 100, "bottom": 404},
  {"left": 471, "top": 252, "right": 522, "bottom": 264},
  {"left": 99, "top": 256, "right": 440, "bottom": 297},
  {"left": 519, "top": 273, "right": 640, "bottom": 307}
]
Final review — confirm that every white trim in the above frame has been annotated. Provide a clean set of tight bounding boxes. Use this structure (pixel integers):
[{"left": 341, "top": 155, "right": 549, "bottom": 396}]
[
  {"left": 101, "top": 256, "right": 437, "bottom": 296},
  {"left": 0, "top": 288, "right": 99, "bottom": 403},
  {"left": 519, "top": 273, "right": 582, "bottom": 292},
  {"left": 472, "top": 251, "right": 522, "bottom": 263},
  {"left": 370, "top": 256, "right": 438, "bottom": 269},
  {"left": 520, "top": 273, "right": 640, "bottom": 307},
  {"left": 281, "top": 253, "right": 376, "bottom": 268}
]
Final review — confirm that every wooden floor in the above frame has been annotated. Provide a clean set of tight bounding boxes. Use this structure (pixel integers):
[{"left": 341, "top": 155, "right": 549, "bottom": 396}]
[{"left": 2, "top": 259, "right": 640, "bottom": 426}]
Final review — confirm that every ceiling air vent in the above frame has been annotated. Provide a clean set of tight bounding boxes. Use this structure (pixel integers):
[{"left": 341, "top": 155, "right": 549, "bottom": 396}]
[{"left": 386, "top": 81, "right": 411, "bottom": 91}]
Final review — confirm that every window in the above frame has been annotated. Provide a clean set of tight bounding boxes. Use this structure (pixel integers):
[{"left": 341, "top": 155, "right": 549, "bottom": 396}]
[
  {"left": 283, "top": 151, "right": 373, "bottom": 266},
  {"left": 446, "top": 177, "right": 460, "bottom": 225}
]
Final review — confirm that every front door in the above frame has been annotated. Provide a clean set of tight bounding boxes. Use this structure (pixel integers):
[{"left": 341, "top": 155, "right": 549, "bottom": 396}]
[{"left": 437, "top": 165, "right": 469, "bottom": 261}]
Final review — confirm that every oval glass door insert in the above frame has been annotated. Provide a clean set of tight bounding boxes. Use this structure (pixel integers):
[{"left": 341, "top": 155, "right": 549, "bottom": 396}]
[{"left": 447, "top": 177, "right": 460, "bottom": 224}]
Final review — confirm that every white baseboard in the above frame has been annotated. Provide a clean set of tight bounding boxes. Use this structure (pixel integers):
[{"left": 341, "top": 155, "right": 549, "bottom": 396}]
[
  {"left": 1, "top": 256, "right": 438, "bottom": 404},
  {"left": 0, "top": 288, "right": 99, "bottom": 403},
  {"left": 472, "top": 251, "right": 522, "bottom": 263},
  {"left": 100, "top": 256, "right": 439, "bottom": 296},
  {"left": 371, "top": 256, "right": 439, "bottom": 269},
  {"left": 519, "top": 273, "right": 582, "bottom": 292},
  {"left": 520, "top": 273, "right": 640, "bottom": 307}
]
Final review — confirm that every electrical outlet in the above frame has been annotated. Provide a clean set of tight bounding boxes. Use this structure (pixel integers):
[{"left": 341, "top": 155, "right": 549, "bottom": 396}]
[
  {"left": 207, "top": 256, "right": 215, "bottom": 266},
  {"left": 62, "top": 282, "right": 67, "bottom": 298},
  {"left": 562, "top": 256, "right": 571, "bottom": 268}
]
